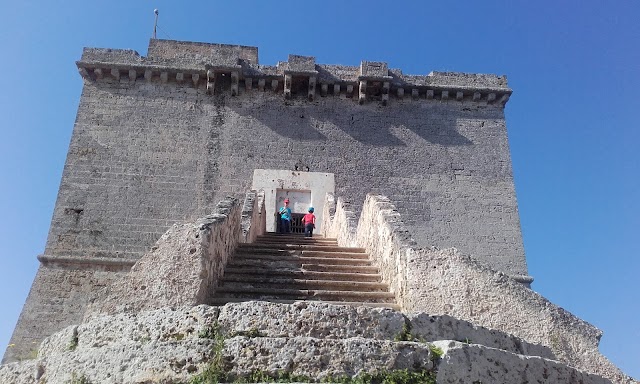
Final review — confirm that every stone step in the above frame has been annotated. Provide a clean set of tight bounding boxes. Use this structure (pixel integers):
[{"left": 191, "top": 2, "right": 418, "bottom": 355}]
[
  {"left": 209, "top": 298, "right": 401, "bottom": 310},
  {"left": 222, "top": 268, "right": 382, "bottom": 282},
  {"left": 238, "top": 243, "right": 365, "bottom": 253},
  {"left": 226, "top": 259, "right": 380, "bottom": 274},
  {"left": 232, "top": 254, "right": 374, "bottom": 266},
  {"left": 213, "top": 286, "right": 396, "bottom": 302},
  {"left": 255, "top": 237, "right": 336, "bottom": 242},
  {"left": 219, "top": 276, "right": 389, "bottom": 291},
  {"left": 257, "top": 235, "right": 335, "bottom": 242},
  {"left": 254, "top": 240, "right": 339, "bottom": 247},
  {"left": 259, "top": 233, "right": 331, "bottom": 239},
  {"left": 234, "top": 248, "right": 370, "bottom": 259}
]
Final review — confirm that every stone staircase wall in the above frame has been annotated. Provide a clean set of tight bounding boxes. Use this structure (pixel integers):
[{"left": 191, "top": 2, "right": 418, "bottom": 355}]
[
  {"left": 322, "top": 192, "right": 636, "bottom": 384},
  {"left": 240, "top": 190, "right": 266, "bottom": 244},
  {"left": 84, "top": 191, "right": 266, "bottom": 320}
]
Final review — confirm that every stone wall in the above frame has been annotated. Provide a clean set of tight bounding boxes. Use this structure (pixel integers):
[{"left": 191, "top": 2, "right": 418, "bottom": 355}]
[
  {"left": 9, "top": 39, "right": 529, "bottom": 362},
  {"left": 84, "top": 195, "right": 247, "bottom": 319},
  {"left": 240, "top": 190, "right": 266, "bottom": 244},
  {"left": 2, "top": 265, "right": 128, "bottom": 364},
  {"left": 323, "top": 193, "right": 634, "bottom": 383},
  {"left": 57, "top": 39, "right": 528, "bottom": 277}
]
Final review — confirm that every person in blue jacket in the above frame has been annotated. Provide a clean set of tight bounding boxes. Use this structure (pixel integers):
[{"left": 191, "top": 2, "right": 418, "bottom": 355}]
[{"left": 279, "top": 198, "right": 292, "bottom": 233}]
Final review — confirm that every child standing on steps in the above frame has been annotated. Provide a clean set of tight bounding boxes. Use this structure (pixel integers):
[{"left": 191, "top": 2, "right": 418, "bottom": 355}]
[
  {"left": 303, "top": 207, "right": 316, "bottom": 237},
  {"left": 279, "top": 198, "right": 292, "bottom": 234}
]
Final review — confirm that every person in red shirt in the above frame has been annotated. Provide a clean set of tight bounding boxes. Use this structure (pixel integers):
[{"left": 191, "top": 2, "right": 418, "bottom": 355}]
[{"left": 303, "top": 207, "right": 316, "bottom": 237}]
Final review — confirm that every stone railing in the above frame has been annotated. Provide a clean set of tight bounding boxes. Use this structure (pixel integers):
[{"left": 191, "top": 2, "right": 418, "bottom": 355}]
[
  {"left": 240, "top": 190, "right": 266, "bottom": 244},
  {"left": 322, "top": 192, "right": 634, "bottom": 383},
  {"left": 84, "top": 194, "right": 252, "bottom": 319},
  {"left": 321, "top": 193, "right": 358, "bottom": 247}
]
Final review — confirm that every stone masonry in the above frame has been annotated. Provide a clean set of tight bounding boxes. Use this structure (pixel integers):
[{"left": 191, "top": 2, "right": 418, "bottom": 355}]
[{"left": 6, "top": 38, "right": 529, "bottom": 363}]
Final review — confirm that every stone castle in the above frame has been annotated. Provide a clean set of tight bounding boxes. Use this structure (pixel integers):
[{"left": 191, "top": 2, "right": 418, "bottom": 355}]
[{"left": 1, "top": 39, "right": 635, "bottom": 383}]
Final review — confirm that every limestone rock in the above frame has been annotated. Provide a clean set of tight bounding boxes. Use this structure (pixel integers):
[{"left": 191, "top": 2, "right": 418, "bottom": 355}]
[
  {"left": 433, "top": 340, "right": 612, "bottom": 384},
  {"left": 0, "top": 302, "right": 621, "bottom": 384},
  {"left": 217, "top": 300, "right": 405, "bottom": 340}
]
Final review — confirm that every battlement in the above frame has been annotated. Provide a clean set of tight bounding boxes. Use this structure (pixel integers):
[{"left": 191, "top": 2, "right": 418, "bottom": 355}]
[{"left": 77, "top": 39, "right": 511, "bottom": 105}]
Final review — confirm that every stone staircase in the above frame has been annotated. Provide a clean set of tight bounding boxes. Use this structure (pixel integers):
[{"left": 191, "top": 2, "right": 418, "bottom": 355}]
[{"left": 210, "top": 233, "right": 398, "bottom": 309}]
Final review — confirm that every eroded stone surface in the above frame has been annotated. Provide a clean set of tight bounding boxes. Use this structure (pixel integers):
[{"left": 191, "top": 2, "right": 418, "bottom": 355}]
[
  {"left": 224, "top": 336, "right": 434, "bottom": 380},
  {"left": 408, "top": 312, "right": 554, "bottom": 359},
  {"left": 84, "top": 198, "right": 241, "bottom": 320},
  {"left": 218, "top": 301, "right": 405, "bottom": 340},
  {"left": 1, "top": 302, "right": 626, "bottom": 384},
  {"left": 433, "top": 340, "right": 612, "bottom": 384}
]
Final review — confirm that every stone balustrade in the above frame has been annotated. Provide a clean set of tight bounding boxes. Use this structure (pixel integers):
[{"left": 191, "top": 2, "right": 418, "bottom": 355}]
[{"left": 322, "top": 192, "right": 634, "bottom": 384}]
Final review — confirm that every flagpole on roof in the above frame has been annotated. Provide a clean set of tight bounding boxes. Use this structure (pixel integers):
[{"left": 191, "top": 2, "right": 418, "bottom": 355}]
[{"left": 152, "top": 9, "right": 159, "bottom": 39}]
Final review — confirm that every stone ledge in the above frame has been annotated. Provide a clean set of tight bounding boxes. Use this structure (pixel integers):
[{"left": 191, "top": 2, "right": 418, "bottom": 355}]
[
  {"left": 433, "top": 340, "right": 612, "bottom": 384},
  {"left": 37, "top": 254, "right": 136, "bottom": 270},
  {"left": 1, "top": 303, "right": 624, "bottom": 384}
]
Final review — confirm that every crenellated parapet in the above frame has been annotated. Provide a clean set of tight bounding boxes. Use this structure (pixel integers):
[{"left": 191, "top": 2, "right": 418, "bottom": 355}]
[{"left": 77, "top": 39, "right": 512, "bottom": 106}]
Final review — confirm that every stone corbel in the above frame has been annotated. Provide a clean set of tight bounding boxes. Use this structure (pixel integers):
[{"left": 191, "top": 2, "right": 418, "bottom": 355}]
[
  {"left": 456, "top": 91, "right": 464, "bottom": 101},
  {"left": 487, "top": 93, "right": 496, "bottom": 103},
  {"left": 426, "top": 90, "right": 434, "bottom": 100},
  {"left": 499, "top": 94, "right": 510, "bottom": 106},
  {"left": 308, "top": 76, "right": 316, "bottom": 101},
  {"left": 192, "top": 73, "right": 200, "bottom": 87},
  {"left": 271, "top": 79, "right": 279, "bottom": 92},
  {"left": 160, "top": 72, "right": 168, "bottom": 83},
  {"left": 358, "top": 80, "right": 367, "bottom": 105},
  {"left": 206, "top": 69, "right": 215, "bottom": 95},
  {"left": 258, "top": 79, "right": 265, "bottom": 91},
  {"left": 473, "top": 92, "right": 481, "bottom": 102},
  {"left": 441, "top": 90, "right": 449, "bottom": 100},
  {"left": 176, "top": 72, "right": 184, "bottom": 83},
  {"left": 94, "top": 68, "right": 103, "bottom": 79},
  {"left": 284, "top": 74, "right": 292, "bottom": 99},
  {"left": 111, "top": 68, "right": 120, "bottom": 80},
  {"left": 397, "top": 88, "right": 404, "bottom": 98},
  {"left": 230, "top": 71, "right": 239, "bottom": 96},
  {"left": 346, "top": 84, "right": 354, "bottom": 98},
  {"left": 381, "top": 81, "right": 390, "bottom": 106},
  {"left": 78, "top": 67, "right": 91, "bottom": 80},
  {"left": 321, "top": 83, "right": 328, "bottom": 97},
  {"left": 412, "top": 89, "right": 419, "bottom": 100},
  {"left": 144, "top": 69, "right": 153, "bottom": 81},
  {"left": 333, "top": 84, "right": 340, "bottom": 95},
  {"left": 129, "top": 69, "right": 137, "bottom": 82}
]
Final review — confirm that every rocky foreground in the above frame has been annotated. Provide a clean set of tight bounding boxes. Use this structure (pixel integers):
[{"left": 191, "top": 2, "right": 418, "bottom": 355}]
[{"left": 0, "top": 302, "right": 613, "bottom": 383}]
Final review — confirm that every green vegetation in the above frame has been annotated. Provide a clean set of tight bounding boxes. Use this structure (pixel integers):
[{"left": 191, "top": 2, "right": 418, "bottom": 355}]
[
  {"left": 68, "top": 333, "right": 79, "bottom": 351},
  {"left": 67, "top": 372, "right": 91, "bottom": 384},
  {"left": 428, "top": 345, "right": 444, "bottom": 361},
  {"left": 190, "top": 368, "right": 436, "bottom": 384},
  {"left": 230, "top": 328, "right": 266, "bottom": 338},
  {"left": 394, "top": 322, "right": 412, "bottom": 342},
  {"left": 322, "top": 370, "right": 436, "bottom": 384},
  {"left": 191, "top": 322, "right": 227, "bottom": 384},
  {"left": 189, "top": 320, "right": 438, "bottom": 384}
]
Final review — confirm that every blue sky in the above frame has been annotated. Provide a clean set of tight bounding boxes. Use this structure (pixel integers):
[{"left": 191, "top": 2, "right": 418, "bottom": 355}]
[{"left": 0, "top": 0, "right": 638, "bottom": 378}]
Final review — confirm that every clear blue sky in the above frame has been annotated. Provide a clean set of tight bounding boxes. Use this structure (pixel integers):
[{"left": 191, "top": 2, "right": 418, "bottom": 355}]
[{"left": 1, "top": 0, "right": 638, "bottom": 378}]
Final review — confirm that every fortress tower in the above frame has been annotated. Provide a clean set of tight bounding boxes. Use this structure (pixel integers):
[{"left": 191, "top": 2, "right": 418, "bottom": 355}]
[{"left": 5, "top": 39, "right": 530, "bottom": 363}]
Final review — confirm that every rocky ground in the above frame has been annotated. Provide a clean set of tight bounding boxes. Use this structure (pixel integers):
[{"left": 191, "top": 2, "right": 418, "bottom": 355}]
[{"left": 0, "top": 301, "right": 614, "bottom": 383}]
